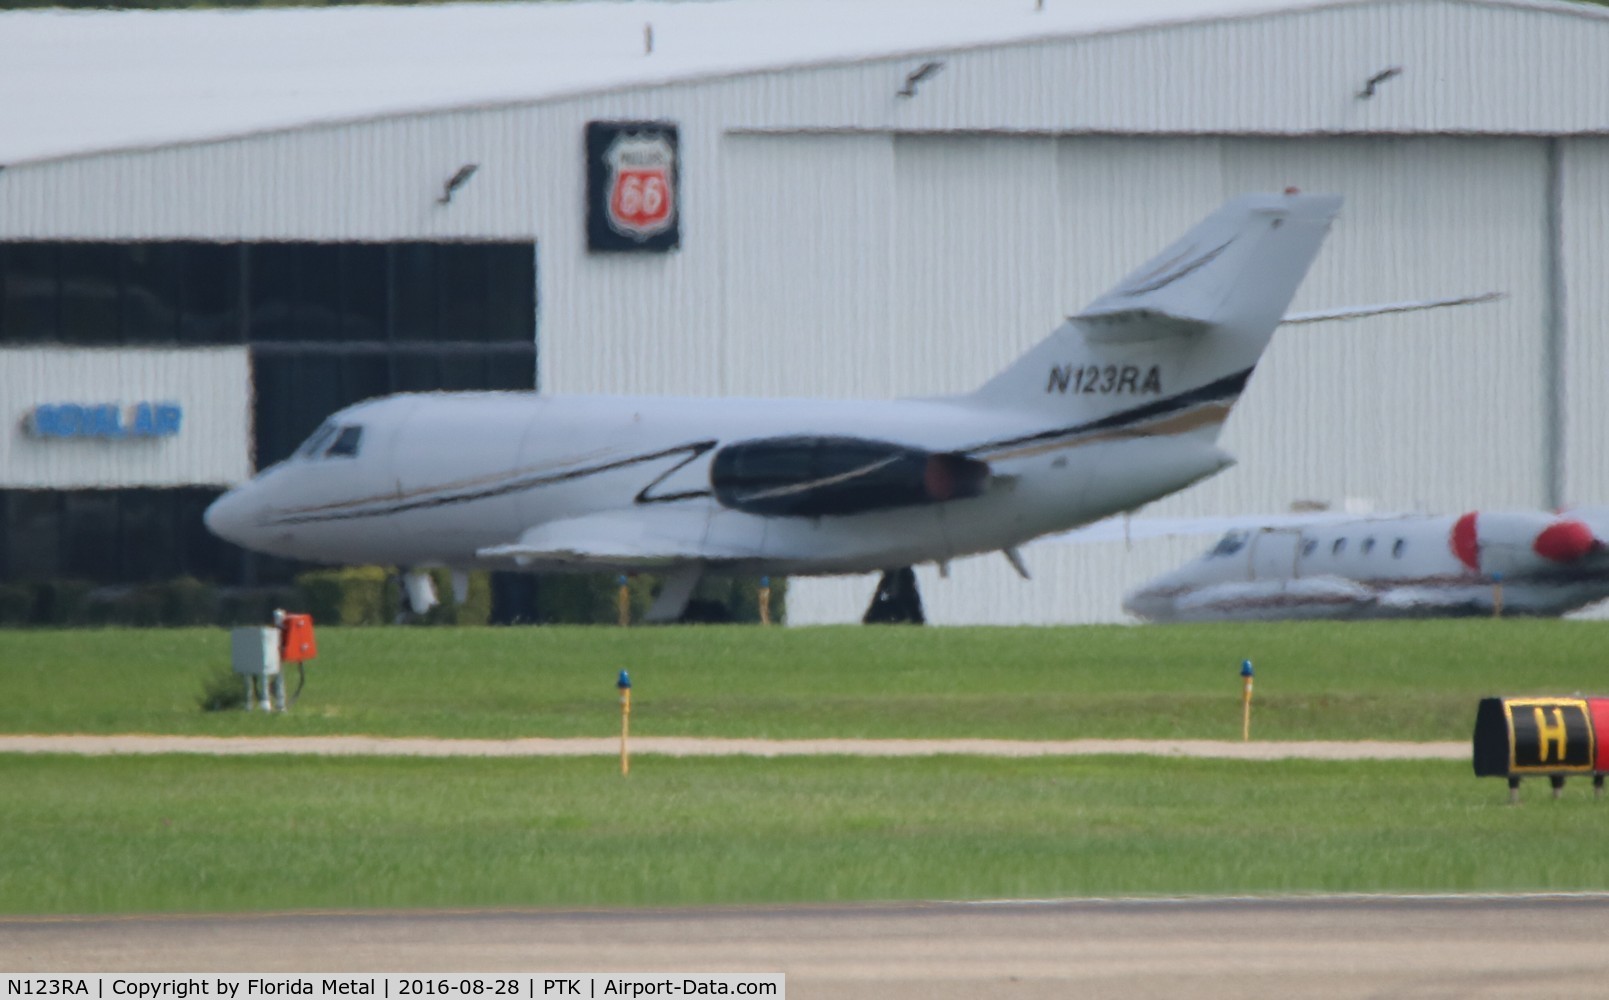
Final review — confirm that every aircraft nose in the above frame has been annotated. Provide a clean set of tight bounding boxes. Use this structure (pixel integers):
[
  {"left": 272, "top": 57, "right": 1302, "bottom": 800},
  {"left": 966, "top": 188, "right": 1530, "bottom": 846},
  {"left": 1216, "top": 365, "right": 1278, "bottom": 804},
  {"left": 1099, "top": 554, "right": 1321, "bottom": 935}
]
[
  {"left": 203, "top": 488, "right": 251, "bottom": 546},
  {"left": 1533, "top": 519, "right": 1600, "bottom": 563}
]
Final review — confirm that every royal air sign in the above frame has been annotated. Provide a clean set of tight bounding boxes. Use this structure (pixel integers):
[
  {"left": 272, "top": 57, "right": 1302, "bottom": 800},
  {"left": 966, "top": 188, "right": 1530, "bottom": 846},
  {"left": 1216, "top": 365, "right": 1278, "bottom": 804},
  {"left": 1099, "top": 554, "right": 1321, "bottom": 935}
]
[
  {"left": 586, "top": 120, "right": 680, "bottom": 253},
  {"left": 26, "top": 402, "right": 183, "bottom": 440}
]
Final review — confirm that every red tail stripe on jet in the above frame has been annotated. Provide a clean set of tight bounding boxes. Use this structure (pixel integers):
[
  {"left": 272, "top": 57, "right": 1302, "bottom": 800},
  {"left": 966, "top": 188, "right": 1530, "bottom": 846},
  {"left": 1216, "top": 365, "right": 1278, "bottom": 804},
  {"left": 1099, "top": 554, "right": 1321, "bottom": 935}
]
[{"left": 1451, "top": 512, "right": 1480, "bottom": 572}]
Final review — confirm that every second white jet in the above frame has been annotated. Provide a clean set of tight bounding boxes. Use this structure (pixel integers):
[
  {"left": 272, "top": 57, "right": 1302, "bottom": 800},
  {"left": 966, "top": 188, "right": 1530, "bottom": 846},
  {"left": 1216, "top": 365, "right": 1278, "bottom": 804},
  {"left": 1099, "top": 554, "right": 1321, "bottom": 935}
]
[{"left": 1124, "top": 507, "right": 1609, "bottom": 621}]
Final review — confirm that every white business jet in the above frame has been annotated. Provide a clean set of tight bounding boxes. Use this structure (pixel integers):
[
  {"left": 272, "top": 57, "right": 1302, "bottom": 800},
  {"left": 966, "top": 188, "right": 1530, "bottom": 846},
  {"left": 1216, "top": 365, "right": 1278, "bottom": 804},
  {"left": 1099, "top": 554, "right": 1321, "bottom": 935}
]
[
  {"left": 205, "top": 191, "right": 1341, "bottom": 623},
  {"left": 1123, "top": 507, "right": 1609, "bottom": 622}
]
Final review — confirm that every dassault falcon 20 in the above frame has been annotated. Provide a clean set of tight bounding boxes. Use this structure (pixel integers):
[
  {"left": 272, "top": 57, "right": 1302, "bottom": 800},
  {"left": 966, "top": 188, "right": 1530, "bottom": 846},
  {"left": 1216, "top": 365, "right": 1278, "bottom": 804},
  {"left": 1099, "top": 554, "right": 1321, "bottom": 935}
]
[
  {"left": 205, "top": 191, "right": 1344, "bottom": 623},
  {"left": 1123, "top": 507, "right": 1609, "bottom": 622}
]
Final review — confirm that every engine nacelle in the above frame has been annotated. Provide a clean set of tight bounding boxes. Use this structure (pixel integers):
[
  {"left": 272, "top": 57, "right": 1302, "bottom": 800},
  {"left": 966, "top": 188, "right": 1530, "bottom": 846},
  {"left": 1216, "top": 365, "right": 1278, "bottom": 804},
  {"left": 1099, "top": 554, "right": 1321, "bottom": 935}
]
[{"left": 710, "top": 435, "right": 989, "bottom": 517}]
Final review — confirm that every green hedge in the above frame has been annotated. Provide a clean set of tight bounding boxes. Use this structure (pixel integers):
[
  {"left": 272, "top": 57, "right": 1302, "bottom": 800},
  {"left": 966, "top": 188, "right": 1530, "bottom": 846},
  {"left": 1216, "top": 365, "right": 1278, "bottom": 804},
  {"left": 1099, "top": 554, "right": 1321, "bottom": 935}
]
[
  {"left": 0, "top": 570, "right": 785, "bottom": 628},
  {"left": 0, "top": 578, "right": 288, "bottom": 628},
  {"left": 290, "top": 567, "right": 494, "bottom": 626},
  {"left": 531, "top": 573, "right": 786, "bottom": 625}
]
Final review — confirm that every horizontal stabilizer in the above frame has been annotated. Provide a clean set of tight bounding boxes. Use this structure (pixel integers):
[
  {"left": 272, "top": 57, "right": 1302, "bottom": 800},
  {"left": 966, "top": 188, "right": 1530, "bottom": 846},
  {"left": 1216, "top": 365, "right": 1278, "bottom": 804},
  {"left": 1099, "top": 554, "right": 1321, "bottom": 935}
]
[
  {"left": 1282, "top": 291, "right": 1505, "bottom": 326},
  {"left": 1074, "top": 192, "right": 1342, "bottom": 339},
  {"left": 1069, "top": 306, "right": 1213, "bottom": 344}
]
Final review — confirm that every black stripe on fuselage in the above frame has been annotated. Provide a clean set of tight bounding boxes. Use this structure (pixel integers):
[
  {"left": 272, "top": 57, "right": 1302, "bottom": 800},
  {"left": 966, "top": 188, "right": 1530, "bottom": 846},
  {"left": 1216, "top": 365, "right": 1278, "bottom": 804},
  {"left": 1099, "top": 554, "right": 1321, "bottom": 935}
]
[
  {"left": 968, "top": 366, "right": 1254, "bottom": 456},
  {"left": 265, "top": 441, "right": 716, "bottom": 527}
]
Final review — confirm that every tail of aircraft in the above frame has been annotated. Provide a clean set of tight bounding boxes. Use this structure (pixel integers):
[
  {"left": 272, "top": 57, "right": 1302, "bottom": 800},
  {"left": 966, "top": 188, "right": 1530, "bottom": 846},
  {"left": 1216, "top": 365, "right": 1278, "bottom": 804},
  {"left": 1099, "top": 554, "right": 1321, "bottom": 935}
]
[{"left": 972, "top": 191, "right": 1341, "bottom": 441}]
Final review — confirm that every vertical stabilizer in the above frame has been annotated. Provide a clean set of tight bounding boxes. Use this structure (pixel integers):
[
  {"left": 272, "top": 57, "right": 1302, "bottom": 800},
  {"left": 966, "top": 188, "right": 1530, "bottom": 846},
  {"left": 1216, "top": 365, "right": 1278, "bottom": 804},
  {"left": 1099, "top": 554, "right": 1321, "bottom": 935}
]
[{"left": 973, "top": 192, "right": 1340, "bottom": 438}]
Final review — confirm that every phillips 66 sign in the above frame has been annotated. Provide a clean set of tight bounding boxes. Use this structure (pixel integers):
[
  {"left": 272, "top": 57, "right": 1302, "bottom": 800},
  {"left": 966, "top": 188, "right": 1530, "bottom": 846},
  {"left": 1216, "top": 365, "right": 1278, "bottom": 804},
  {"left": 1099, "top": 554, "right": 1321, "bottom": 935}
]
[{"left": 585, "top": 121, "right": 680, "bottom": 253}]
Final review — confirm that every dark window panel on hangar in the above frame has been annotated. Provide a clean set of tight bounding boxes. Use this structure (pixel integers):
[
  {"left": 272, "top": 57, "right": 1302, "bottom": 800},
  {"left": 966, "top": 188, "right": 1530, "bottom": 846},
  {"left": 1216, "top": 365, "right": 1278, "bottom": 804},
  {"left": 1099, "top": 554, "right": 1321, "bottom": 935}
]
[
  {"left": 58, "top": 243, "right": 122, "bottom": 345},
  {"left": 176, "top": 243, "right": 243, "bottom": 345},
  {"left": 0, "top": 244, "right": 62, "bottom": 342},
  {"left": 0, "top": 488, "right": 241, "bottom": 587},
  {"left": 0, "top": 242, "right": 244, "bottom": 346},
  {"left": 122, "top": 244, "right": 183, "bottom": 344},
  {"left": 341, "top": 245, "right": 388, "bottom": 342},
  {"left": 392, "top": 243, "right": 442, "bottom": 342},
  {"left": 1, "top": 491, "right": 64, "bottom": 579}
]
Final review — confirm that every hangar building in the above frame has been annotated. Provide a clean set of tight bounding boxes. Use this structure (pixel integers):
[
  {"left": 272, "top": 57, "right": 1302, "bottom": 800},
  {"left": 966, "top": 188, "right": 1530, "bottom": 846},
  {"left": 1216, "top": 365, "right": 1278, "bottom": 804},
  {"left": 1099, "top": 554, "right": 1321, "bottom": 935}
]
[{"left": 2, "top": 0, "right": 1607, "bottom": 623}]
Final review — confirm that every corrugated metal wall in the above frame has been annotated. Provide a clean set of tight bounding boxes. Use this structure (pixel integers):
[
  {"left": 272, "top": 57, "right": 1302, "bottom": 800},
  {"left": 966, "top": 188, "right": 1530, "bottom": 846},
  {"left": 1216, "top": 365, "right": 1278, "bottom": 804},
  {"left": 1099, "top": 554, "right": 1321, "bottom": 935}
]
[
  {"left": 0, "top": 0, "right": 1603, "bottom": 621},
  {"left": 1563, "top": 137, "right": 1609, "bottom": 508},
  {"left": 0, "top": 347, "right": 252, "bottom": 488}
]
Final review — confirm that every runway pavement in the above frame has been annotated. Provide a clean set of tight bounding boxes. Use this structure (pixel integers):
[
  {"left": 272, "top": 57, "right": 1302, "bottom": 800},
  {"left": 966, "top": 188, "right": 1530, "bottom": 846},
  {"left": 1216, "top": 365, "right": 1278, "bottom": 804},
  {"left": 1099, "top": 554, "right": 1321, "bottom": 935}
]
[{"left": 5, "top": 896, "right": 1609, "bottom": 999}]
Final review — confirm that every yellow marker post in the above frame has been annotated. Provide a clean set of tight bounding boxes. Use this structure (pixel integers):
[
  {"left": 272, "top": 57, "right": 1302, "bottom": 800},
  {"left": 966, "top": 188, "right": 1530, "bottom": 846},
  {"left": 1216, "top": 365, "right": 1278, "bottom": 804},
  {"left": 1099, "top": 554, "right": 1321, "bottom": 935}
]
[
  {"left": 1240, "top": 660, "right": 1255, "bottom": 742},
  {"left": 617, "top": 669, "right": 632, "bottom": 776},
  {"left": 758, "top": 576, "right": 772, "bottom": 626},
  {"left": 617, "top": 575, "right": 631, "bottom": 627}
]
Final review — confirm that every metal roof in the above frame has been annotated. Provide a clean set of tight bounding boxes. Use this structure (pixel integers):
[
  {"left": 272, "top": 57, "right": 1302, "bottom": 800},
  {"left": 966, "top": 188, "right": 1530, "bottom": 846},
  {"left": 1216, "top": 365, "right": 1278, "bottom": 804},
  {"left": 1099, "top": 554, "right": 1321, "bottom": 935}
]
[
  {"left": 0, "top": 0, "right": 1564, "bottom": 165},
  {"left": 2, "top": 0, "right": 1606, "bottom": 165}
]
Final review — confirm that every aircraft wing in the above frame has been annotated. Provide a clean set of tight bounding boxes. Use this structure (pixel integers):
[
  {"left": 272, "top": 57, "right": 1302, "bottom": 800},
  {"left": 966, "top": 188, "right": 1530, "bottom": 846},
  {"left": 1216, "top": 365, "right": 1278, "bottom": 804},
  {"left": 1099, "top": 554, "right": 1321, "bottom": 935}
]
[
  {"left": 1038, "top": 511, "right": 1403, "bottom": 546},
  {"left": 476, "top": 509, "right": 746, "bottom": 568}
]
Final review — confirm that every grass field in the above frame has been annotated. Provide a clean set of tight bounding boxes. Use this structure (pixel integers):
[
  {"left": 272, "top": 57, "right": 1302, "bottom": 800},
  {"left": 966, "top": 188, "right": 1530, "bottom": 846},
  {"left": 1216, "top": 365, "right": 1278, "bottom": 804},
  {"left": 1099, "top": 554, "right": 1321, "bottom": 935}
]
[
  {"left": 2, "top": 620, "right": 1607, "bottom": 741},
  {"left": 2, "top": 754, "right": 1605, "bottom": 915},
  {"left": 4, "top": 620, "right": 1607, "bottom": 915}
]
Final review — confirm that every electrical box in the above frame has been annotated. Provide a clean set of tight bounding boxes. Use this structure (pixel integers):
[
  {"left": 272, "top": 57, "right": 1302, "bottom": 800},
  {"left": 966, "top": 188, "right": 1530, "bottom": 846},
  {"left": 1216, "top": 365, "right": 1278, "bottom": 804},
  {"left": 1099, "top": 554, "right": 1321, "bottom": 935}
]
[
  {"left": 231, "top": 626, "right": 283, "bottom": 711},
  {"left": 231, "top": 627, "right": 281, "bottom": 677},
  {"left": 279, "top": 613, "right": 317, "bottom": 663}
]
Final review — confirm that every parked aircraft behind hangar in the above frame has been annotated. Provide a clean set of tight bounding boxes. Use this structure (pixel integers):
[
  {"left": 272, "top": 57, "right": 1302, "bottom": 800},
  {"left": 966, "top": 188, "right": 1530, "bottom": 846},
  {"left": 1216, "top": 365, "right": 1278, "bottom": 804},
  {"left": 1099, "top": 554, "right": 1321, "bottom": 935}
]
[
  {"left": 1123, "top": 508, "right": 1609, "bottom": 622},
  {"left": 205, "top": 191, "right": 1344, "bottom": 622}
]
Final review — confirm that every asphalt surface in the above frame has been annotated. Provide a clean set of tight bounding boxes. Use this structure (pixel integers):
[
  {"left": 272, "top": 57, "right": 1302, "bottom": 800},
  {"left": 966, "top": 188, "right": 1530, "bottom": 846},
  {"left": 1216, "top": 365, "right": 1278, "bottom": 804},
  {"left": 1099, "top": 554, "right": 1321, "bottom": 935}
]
[{"left": 5, "top": 896, "right": 1609, "bottom": 998}]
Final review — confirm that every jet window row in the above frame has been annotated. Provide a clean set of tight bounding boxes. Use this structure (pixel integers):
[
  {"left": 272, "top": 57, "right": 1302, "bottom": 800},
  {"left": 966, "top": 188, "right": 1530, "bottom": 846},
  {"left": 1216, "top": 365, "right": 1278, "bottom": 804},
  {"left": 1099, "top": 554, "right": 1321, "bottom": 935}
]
[
  {"left": 1209, "top": 532, "right": 1408, "bottom": 559},
  {"left": 1306, "top": 537, "right": 1408, "bottom": 559},
  {"left": 297, "top": 422, "right": 364, "bottom": 460}
]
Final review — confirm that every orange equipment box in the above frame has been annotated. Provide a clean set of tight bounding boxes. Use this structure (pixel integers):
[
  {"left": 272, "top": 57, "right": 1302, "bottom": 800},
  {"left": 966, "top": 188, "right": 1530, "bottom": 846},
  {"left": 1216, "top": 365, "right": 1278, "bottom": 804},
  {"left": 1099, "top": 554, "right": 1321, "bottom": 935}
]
[{"left": 278, "top": 613, "right": 318, "bottom": 663}]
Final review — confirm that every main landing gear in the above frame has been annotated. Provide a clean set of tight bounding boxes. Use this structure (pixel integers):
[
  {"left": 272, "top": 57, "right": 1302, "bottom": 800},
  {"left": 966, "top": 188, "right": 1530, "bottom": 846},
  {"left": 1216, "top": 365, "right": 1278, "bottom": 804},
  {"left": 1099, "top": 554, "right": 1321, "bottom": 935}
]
[{"left": 863, "top": 566, "right": 926, "bottom": 625}]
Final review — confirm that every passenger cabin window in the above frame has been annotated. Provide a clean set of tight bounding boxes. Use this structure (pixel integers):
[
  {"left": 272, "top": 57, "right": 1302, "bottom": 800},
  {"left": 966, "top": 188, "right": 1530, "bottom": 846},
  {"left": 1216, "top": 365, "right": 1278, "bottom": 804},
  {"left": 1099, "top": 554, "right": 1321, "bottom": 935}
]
[
  {"left": 1392, "top": 538, "right": 1406, "bottom": 558},
  {"left": 1301, "top": 538, "right": 1317, "bottom": 557},
  {"left": 325, "top": 425, "right": 364, "bottom": 458},
  {"left": 1361, "top": 537, "right": 1376, "bottom": 555},
  {"left": 1332, "top": 538, "right": 1347, "bottom": 556}
]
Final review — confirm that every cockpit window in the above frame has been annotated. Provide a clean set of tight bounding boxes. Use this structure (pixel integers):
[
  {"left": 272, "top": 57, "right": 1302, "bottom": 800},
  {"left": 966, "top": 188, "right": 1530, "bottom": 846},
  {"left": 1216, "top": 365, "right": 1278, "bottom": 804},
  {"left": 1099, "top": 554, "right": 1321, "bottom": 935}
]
[
  {"left": 294, "top": 422, "right": 364, "bottom": 460},
  {"left": 325, "top": 425, "right": 363, "bottom": 458},
  {"left": 296, "top": 422, "right": 338, "bottom": 459},
  {"left": 1209, "top": 531, "right": 1248, "bottom": 558}
]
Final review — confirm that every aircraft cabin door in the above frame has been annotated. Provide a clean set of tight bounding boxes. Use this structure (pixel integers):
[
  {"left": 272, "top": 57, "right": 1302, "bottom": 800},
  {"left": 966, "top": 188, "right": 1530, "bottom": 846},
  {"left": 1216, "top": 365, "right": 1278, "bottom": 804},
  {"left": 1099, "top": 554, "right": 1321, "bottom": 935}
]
[{"left": 1248, "top": 528, "right": 1303, "bottom": 582}]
